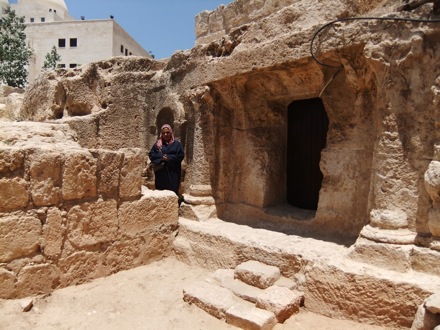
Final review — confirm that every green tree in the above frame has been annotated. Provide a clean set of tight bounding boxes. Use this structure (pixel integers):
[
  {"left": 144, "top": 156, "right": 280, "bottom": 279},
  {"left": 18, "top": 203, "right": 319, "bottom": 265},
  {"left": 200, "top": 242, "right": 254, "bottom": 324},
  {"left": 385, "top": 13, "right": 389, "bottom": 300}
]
[
  {"left": 42, "top": 45, "right": 61, "bottom": 71},
  {"left": 0, "top": 7, "right": 33, "bottom": 88}
]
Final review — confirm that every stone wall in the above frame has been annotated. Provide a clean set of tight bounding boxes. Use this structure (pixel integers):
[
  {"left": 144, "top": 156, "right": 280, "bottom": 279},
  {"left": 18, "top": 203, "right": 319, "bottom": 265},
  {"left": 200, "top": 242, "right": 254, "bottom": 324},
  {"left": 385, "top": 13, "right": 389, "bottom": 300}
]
[
  {"left": 0, "top": 122, "right": 178, "bottom": 299},
  {"left": 6, "top": 0, "right": 440, "bottom": 308}
]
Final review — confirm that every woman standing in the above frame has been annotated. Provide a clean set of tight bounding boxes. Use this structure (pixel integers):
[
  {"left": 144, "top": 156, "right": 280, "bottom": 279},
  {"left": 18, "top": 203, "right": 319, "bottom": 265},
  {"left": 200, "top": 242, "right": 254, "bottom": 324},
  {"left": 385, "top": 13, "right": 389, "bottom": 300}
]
[{"left": 148, "top": 124, "right": 184, "bottom": 196}]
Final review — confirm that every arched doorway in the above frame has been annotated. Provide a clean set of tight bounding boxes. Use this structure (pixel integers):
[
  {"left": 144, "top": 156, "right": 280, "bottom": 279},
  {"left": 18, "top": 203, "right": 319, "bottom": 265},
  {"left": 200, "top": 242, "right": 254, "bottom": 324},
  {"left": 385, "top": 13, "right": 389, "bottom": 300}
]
[{"left": 287, "top": 98, "right": 329, "bottom": 210}]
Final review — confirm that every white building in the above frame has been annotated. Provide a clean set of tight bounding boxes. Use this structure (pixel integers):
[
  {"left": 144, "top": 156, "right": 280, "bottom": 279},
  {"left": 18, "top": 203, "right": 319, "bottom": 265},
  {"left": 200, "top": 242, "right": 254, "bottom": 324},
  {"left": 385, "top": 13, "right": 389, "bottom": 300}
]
[{"left": 0, "top": 0, "right": 151, "bottom": 82}]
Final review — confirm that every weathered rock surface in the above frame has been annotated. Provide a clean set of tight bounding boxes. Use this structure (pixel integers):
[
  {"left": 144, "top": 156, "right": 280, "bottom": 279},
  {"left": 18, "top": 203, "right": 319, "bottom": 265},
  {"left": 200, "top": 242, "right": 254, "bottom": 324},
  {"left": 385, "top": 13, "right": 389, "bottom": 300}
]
[{"left": 2, "top": 0, "right": 440, "bottom": 328}]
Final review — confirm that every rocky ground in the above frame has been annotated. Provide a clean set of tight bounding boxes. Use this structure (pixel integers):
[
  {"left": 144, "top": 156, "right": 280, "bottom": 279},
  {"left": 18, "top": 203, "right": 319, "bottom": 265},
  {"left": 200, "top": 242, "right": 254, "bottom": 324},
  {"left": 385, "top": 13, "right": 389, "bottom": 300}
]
[{"left": 1, "top": 257, "right": 390, "bottom": 330}]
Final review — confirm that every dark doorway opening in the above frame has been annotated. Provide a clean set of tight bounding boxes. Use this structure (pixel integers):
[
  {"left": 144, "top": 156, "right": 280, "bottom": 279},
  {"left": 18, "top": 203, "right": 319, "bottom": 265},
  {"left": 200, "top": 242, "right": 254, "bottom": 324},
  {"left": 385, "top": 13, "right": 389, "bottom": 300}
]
[{"left": 287, "top": 98, "right": 329, "bottom": 210}]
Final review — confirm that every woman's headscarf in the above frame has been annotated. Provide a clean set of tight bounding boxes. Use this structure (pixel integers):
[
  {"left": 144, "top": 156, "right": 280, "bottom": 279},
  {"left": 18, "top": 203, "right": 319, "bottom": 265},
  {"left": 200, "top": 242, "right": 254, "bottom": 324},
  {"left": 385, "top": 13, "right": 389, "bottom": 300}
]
[{"left": 156, "top": 124, "right": 175, "bottom": 150}]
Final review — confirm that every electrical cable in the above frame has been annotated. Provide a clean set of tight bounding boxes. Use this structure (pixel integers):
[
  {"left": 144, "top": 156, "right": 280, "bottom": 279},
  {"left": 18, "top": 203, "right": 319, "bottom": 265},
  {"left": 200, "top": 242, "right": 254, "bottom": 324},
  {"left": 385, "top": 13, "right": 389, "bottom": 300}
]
[{"left": 311, "top": 15, "right": 440, "bottom": 68}]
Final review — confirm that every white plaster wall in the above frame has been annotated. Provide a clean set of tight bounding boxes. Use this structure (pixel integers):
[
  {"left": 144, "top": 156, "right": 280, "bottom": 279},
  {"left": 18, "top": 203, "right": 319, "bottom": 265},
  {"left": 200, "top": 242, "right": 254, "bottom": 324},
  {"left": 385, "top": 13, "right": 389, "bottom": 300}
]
[{"left": 24, "top": 20, "right": 151, "bottom": 81}]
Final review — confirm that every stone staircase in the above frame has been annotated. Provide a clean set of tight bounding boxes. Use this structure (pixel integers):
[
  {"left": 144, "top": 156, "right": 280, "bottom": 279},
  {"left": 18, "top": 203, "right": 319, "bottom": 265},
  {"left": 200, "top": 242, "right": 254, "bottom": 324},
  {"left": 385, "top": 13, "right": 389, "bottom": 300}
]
[{"left": 183, "top": 260, "right": 304, "bottom": 330}]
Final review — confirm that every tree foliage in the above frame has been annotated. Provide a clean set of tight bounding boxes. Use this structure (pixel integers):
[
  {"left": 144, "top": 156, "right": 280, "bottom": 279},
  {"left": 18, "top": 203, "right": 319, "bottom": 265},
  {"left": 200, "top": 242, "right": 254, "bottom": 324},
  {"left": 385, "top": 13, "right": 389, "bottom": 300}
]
[
  {"left": 42, "top": 45, "right": 61, "bottom": 71},
  {"left": 0, "top": 7, "right": 33, "bottom": 88}
]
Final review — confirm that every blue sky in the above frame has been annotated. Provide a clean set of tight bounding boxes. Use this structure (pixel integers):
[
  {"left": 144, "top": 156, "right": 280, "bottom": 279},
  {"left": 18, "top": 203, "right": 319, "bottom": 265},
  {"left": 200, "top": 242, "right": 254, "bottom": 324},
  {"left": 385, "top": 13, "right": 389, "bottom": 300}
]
[{"left": 63, "top": 0, "right": 234, "bottom": 59}]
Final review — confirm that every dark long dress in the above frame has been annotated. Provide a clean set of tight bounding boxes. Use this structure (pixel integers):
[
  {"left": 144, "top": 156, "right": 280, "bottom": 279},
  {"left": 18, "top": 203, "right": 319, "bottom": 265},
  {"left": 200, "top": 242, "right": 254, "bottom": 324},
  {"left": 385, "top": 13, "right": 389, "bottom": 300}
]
[{"left": 148, "top": 140, "right": 184, "bottom": 195}]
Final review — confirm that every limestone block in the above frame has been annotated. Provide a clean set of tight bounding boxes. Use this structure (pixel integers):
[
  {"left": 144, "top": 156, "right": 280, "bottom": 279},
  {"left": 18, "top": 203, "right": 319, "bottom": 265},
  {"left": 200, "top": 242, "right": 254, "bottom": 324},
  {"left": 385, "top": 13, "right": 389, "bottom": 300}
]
[
  {"left": 103, "top": 237, "right": 145, "bottom": 272},
  {"left": 0, "top": 267, "right": 16, "bottom": 298},
  {"left": 91, "top": 149, "right": 123, "bottom": 198},
  {"left": 411, "top": 303, "right": 440, "bottom": 330},
  {"left": 67, "top": 199, "right": 118, "bottom": 248},
  {"left": 42, "top": 207, "right": 66, "bottom": 259},
  {"left": 179, "top": 203, "right": 217, "bottom": 221},
  {"left": 273, "top": 276, "right": 297, "bottom": 290},
  {"left": 0, "top": 148, "right": 24, "bottom": 174},
  {"left": 65, "top": 116, "right": 99, "bottom": 149},
  {"left": 426, "top": 293, "right": 440, "bottom": 314},
  {"left": 370, "top": 208, "right": 408, "bottom": 229},
  {"left": 58, "top": 251, "right": 107, "bottom": 287},
  {"left": 211, "top": 268, "right": 264, "bottom": 303},
  {"left": 183, "top": 281, "right": 240, "bottom": 319},
  {"left": 119, "top": 148, "right": 143, "bottom": 199},
  {"left": 119, "top": 190, "right": 177, "bottom": 238},
  {"left": 425, "top": 161, "right": 440, "bottom": 202},
  {"left": 19, "top": 298, "right": 33, "bottom": 312},
  {"left": 0, "top": 177, "right": 29, "bottom": 211},
  {"left": 62, "top": 150, "right": 97, "bottom": 201},
  {"left": 226, "top": 302, "right": 277, "bottom": 330},
  {"left": 0, "top": 212, "right": 41, "bottom": 263},
  {"left": 411, "top": 248, "right": 440, "bottom": 276},
  {"left": 348, "top": 237, "right": 412, "bottom": 273},
  {"left": 235, "top": 260, "right": 281, "bottom": 289},
  {"left": 256, "top": 287, "right": 303, "bottom": 323},
  {"left": 16, "top": 263, "right": 61, "bottom": 298},
  {"left": 29, "top": 151, "right": 62, "bottom": 206}
]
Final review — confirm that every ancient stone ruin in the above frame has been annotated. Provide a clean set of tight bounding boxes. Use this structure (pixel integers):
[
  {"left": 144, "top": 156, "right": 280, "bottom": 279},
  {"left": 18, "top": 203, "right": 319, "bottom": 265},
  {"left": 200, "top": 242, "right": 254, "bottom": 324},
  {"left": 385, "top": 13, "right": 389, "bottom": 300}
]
[{"left": 2, "top": 0, "right": 440, "bottom": 328}]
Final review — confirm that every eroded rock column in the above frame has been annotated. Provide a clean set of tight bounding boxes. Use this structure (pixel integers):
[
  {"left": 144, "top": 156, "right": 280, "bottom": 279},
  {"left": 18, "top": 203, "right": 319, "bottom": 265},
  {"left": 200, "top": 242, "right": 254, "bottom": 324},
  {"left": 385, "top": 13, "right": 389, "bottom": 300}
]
[{"left": 180, "top": 86, "right": 216, "bottom": 221}]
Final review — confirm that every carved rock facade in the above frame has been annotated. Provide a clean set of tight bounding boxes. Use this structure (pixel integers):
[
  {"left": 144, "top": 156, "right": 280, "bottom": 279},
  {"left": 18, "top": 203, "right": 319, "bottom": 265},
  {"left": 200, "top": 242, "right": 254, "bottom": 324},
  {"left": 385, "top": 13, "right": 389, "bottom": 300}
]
[{"left": 1, "top": 0, "right": 440, "bottom": 327}]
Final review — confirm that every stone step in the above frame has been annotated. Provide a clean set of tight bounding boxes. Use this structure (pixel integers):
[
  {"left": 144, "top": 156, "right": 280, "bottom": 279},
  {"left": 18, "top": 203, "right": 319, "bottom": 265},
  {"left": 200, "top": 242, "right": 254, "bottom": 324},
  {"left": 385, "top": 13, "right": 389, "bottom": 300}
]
[
  {"left": 226, "top": 302, "right": 277, "bottom": 330},
  {"left": 174, "top": 218, "right": 440, "bottom": 328},
  {"left": 183, "top": 280, "right": 277, "bottom": 329},
  {"left": 209, "top": 268, "right": 265, "bottom": 303},
  {"left": 256, "top": 286, "right": 304, "bottom": 323},
  {"left": 235, "top": 260, "right": 281, "bottom": 289},
  {"left": 209, "top": 268, "right": 297, "bottom": 303},
  {"left": 183, "top": 280, "right": 240, "bottom": 319},
  {"left": 183, "top": 260, "right": 305, "bottom": 330}
]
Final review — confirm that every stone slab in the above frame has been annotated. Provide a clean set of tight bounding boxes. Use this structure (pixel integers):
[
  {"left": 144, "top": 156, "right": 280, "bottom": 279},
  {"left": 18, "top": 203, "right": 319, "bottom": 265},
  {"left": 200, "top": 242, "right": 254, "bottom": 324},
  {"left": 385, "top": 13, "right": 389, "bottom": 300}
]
[
  {"left": 235, "top": 260, "right": 280, "bottom": 289},
  {"left": 273, "top": 276, "right": 296, "bottom": 290},
  {"left": 226, "top": 302, "right": 277, "bottom": 330},
  {"left": 426, "top": 293, "right": 440, "bottom": 314},
  {"left": 183, "top": 281, "right": 239, "bottom": 319},
  {"left": 256, "top": 286, "right": 303, "bottom": 323},
  {"left": 212, "top": 268, "right": 264, "bottom": 303}
]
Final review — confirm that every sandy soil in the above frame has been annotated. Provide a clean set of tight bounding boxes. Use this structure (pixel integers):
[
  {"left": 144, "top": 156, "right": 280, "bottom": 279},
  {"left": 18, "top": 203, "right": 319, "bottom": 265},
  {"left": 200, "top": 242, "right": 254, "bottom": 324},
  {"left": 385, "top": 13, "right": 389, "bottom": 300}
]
[{"left": 1, "top": 257, "right": 389, "bottom": 330}]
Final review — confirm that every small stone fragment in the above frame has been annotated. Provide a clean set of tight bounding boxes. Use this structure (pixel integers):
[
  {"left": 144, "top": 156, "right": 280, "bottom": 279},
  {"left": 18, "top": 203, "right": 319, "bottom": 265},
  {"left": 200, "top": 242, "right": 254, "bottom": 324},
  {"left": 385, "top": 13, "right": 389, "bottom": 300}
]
[{"left": 19, "top": 298, "right": 33, "bottom": 312}]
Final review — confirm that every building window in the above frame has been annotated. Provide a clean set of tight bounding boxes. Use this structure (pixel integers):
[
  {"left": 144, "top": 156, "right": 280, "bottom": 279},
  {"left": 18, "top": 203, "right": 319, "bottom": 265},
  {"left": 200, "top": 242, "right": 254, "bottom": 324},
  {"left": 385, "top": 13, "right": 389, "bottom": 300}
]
[
  {"left": 30, "top": 18, "right": 34, "bottom": 22},
  {"left": 57, "top": 64, "right": 65, "bottom": 68},
  {"left": 129, "top": 52, "right": 132, "bottom": 56},
  {"left": 40, "top": 17, "right": 45, "bottom": 22},
  {"left": 120, "top": 45, "right": 124, "bottom": 53},
  {"left": 69, "top": 64, "right": 77, "bottom": 68},
  {"left": 69, "top": 38, "right": 77, "bottom": 47},
  {"left": 125, "top": 49, "right": 128, "bottom": 56},
  {"left": 58, "top": 39, "right": 66, "bottom": 48}
]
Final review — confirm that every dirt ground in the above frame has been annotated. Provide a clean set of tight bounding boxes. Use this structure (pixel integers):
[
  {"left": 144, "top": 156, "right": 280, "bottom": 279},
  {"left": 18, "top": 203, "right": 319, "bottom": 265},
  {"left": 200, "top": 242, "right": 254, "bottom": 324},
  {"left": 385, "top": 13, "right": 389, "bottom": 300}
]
[{"left": 1, "top": 257, "right": 389, "bottom": 330}]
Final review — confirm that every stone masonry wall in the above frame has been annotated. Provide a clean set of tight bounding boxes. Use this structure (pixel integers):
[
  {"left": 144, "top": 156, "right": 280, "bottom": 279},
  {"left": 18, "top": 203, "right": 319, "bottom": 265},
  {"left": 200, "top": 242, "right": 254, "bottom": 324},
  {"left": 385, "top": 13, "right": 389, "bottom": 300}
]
[{"left": 0, "top": 122, "right": 178, "bottom": 299}]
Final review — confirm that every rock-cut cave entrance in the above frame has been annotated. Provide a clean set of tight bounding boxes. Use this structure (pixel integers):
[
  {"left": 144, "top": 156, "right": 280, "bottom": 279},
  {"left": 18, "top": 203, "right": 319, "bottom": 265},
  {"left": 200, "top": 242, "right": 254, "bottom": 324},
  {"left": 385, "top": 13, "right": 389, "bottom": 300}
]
[{"left": 287, "top": 98, "right": 329, "bottom": 210}]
